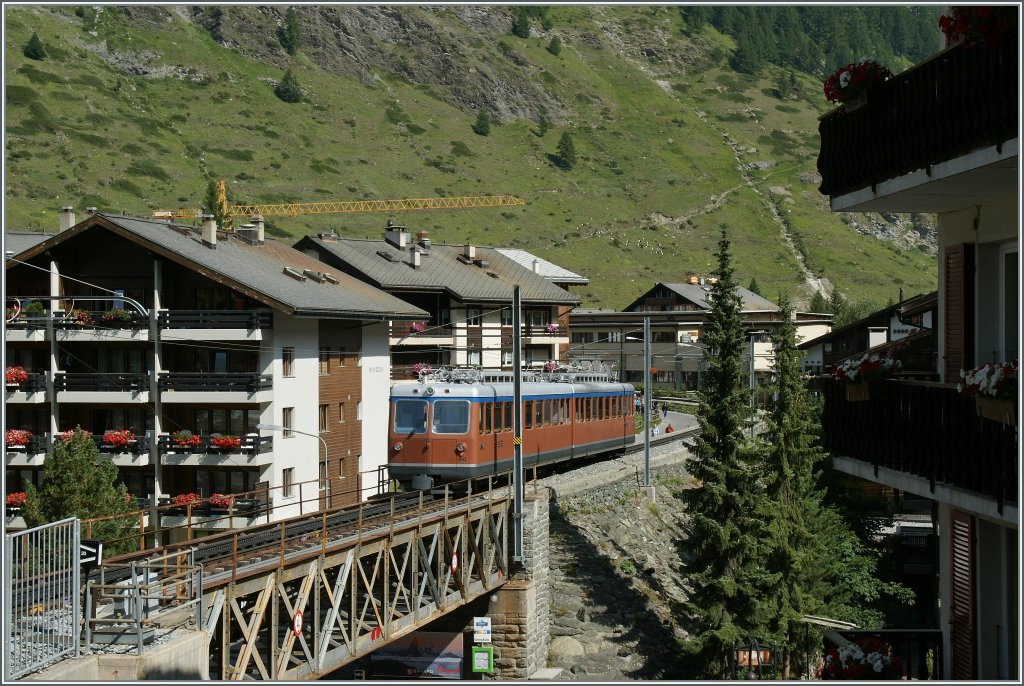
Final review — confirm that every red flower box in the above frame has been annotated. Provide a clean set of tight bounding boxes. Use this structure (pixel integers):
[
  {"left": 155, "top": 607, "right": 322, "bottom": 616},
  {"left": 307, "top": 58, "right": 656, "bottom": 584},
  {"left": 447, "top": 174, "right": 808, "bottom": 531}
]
[
  {"left": 170, "top": 492, "right": 201, "bottom": 507},
  {"left": 5, "top": 366, "right": 28, "bottom": 385},
  {"left": 208, "top": 493, "right": 235, "bottom": 509},
  {"left": 102, "top": 429, "right": 136, "bottom": 448},
  {"left": 6, "top": 491, "right": 27, "bottom": 507},
  {"left": 5, "top": 429, "right": 32, "bottom": 447},
  {"left": 209, "top": 434, "right": 241, "bottom": 450},
  {"left": 171, "top": 431, "right": 202, "bottom": 448}
]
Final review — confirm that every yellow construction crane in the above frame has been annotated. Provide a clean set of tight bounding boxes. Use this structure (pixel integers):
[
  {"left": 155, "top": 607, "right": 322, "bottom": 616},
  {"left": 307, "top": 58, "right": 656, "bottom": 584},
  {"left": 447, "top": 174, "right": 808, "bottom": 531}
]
[{"left": 152, "top": 181, "right": 525, "bottom": 225}]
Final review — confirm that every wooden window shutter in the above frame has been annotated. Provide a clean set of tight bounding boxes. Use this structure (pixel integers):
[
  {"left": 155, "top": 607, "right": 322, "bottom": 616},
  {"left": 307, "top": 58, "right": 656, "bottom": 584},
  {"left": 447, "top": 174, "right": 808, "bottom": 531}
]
[
  {"left": 944, "top": 243, "right": 975, "bottom": 381},
  {"left": 949, "top": 509, "right": 975, "bottom": 680}
]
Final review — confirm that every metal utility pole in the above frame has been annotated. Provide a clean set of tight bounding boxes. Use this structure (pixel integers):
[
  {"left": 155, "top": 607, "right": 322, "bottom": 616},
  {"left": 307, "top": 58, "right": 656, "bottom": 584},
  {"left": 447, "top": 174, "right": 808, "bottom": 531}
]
[
  {"left": 512, "top": 286, "right": 524, "bottom": 563},
  {"left": 643, "top": 316, "right": 651, "bottom": 488}
]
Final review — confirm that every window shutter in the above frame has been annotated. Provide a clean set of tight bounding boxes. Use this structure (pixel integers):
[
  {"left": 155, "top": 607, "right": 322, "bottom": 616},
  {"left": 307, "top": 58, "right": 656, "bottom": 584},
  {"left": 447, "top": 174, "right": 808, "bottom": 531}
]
[
  {"left": 949, "top": 510, "right": 975, "bottom": 680},
  {"left": 943, "top": 243, "right": 975, "bottom": 381}
]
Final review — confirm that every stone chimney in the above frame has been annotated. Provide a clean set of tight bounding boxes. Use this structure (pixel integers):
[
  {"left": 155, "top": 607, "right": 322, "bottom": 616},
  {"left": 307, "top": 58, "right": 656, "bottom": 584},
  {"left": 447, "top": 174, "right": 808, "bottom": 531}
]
[
  {"left": 384, "top": 220, "right": 409, "bottom": 249},
  {"left": 533, "top": 259, "right": 540, "bottom": 274},
  {"left": 251, "top": 214, "right": 265, "bottom": 244},
  {"left": 464, "top": 244, "right": 476, "bottom": 259},
  {"left": 59, "top": 206, "right": 75, "bottom": 232},
  {"left": 201, "top": 214, "right": 218, "bottom": 248},
  {"left": 411, "top": 247, "right": 421, "bottom": 269}
]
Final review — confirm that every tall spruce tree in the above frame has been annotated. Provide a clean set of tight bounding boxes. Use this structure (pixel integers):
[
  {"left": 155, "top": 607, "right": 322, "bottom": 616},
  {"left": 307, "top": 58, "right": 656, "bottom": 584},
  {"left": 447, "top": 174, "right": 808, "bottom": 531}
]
[
  {"left": 23, "top": 428, "right": 136, "bottom": 555},
  {"left": 511, "top": 7, "right": 531, "bottom": 38},
  {"left": 23, "top": 32, "right": 46, "bottom": 60},
  {"left": 555, "top": 131, "right": 576, "bottom": 170},
  {"left": 280, "top": 7, "right": 300, "bottom": 55},
  {"left": 275, "top": 68, "right": 302, "bottom": 103},
  {"left": 472, "top": 108, "right": 490, "bottom": 136},
  {"left": 681, "top": 229, "right": 774, "bottom": 678}
]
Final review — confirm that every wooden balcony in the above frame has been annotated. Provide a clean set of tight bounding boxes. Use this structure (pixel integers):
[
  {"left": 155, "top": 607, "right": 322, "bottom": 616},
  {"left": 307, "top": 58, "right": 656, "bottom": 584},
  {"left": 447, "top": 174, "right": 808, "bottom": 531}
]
[
  {"left": 157, "top": 310, "right": 272, "bottom": 341},
  {"left": 157, "top": 433, "right": 273, "bottom": 467},
  {"left": 158, "top": 372, "right": 272, "bottom": 403},
  {"left": 5, "top": 373, "right": 47, "bottom": 403},
  {"left": 830, "top": 629, "right": 943, "bottom": 681},
  {"left": 818, "top": 34, "right": 1017, "bottom": 198},
  {"left": 822, "top": 380, "right": 1017, "bottom": 513},
  {"left": 54, "top": 372, "right": 150, "bottom": 403}
]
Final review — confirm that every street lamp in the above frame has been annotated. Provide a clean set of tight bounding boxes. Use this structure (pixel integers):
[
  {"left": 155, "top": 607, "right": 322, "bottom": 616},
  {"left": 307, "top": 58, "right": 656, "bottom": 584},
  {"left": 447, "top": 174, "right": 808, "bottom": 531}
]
[{"left": 256, "top": 423, "right": 341, "bottom": 500}]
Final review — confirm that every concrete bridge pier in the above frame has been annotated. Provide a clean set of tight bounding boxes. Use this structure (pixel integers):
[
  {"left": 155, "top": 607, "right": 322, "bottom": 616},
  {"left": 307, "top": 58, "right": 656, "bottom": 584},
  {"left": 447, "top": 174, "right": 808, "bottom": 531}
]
[{"left": 487, "top": 488, "right": 551, "bottom": 680}]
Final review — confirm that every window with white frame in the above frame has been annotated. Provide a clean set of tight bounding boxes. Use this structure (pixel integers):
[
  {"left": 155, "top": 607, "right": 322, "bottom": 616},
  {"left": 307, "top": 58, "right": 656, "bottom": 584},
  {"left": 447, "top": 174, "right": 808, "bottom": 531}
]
[
  {"left": 282, "top": 347, "right": 295, "bottom": 377},
  {"left": 282, "top": 407, "right": 294, "bottom": 437},
  {"left": 282, "top": 468, "right": 294, "bottom": 497},
  {"left": 466, "top": 307, "right": 482, "bottom": 326}
]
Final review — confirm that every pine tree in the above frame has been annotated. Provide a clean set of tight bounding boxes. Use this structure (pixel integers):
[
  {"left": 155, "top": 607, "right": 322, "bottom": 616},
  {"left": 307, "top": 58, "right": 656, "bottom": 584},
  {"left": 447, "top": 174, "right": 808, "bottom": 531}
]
[
  {"left": 555, "top": 131, "right": 576, "bottom": 170},
  {"left": 808, "top": 290, "right": 829, "bottom": 314},
  {"left": 747, "top": 277, "right": 763, "bottom": 296},
  {"left": 511, "top": 7, "right": 531, "bottom": 38},
  {"left": 23, "top": 428, "right": 136, "bottom": 555},
  {"left": 23, "top": 32, "right": 46, "bottom": 61},
  {"left": 275, "top": 68, "right": 302, "bottom": 103},
  {"left": 681, "top": 229, "right": 774, "bottom": 678},
  {"left": 536, "top": 112, "right": 550, "bottom": 137},
  {"left": 280, "top": 7, "right": 300, "bottom": 56},
  {"left": 546, "top": 35, "right": 562, "bottom": 55},
  {"left": 472, "top": 108, "right": 490, "bottom": 136}
]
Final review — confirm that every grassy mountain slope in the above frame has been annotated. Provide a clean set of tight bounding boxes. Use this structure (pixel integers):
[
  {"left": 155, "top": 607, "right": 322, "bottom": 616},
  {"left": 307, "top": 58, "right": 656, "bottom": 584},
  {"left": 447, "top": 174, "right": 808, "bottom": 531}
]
[{"left": 4, "top": 6, "right": 936, "bottom": 310}]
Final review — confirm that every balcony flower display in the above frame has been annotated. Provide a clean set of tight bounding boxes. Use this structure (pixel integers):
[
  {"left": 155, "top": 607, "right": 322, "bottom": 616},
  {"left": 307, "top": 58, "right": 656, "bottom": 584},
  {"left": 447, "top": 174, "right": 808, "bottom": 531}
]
[
  {"left": 99, "top": 307, "right": 138, "bottom": 325},
  {"left": 832, "top": 351, "right": 901, "bottom": 401},
  {"left": 546, "top": 322, "right": 559, "bottom": 334},
  {"left": 822, "top": 636, "right": 901, "bottom": 680},
  {"left": 6, "top": 492, "right": 27, "bottom": 508},
  {"left": 823, "top": 57, "right": 892, "bottom": 109},
  {"left": 58, "top": 428, "right": 92, "bottom": 442},
  {"left": 5, "top": 306, "right": 19, "bottom": 321},
  {"left": 209, "top": 434, "right": 241, "bottom": 450},
  {"left": 170, "top": 492, "right": 201, "bottom": 507},
  {"left": 102, "top": 429, "right": 136, "bottom": 448},
  {"left": 171, "top": 430, "right": 202, "bottom": 448},
  {"left": 5, "top": 429, "right": 32, "bottom": 447},
  {"left": 208, "top": 493, "right": 235, "bottom": 509},
  {"left": 411, "top": 362, "right": 432, "bottom": 376},
  {"left": 67, "top": 308, "right": 93, "bottom": 325},
  {"left": 5, "top": 365, "right": 29, "bottom": 385},
  {"left": 959, "top": 360, "right": 1018, "bottom": 425},
  {"left": 410, "top": 321, "right": 426, "bottom": 333},
  {"left": 544, "top": 361, "right": 559, "bottom": 373},
  {"left": 940, "top": 6, "right": 1013, "bottom": 49}
]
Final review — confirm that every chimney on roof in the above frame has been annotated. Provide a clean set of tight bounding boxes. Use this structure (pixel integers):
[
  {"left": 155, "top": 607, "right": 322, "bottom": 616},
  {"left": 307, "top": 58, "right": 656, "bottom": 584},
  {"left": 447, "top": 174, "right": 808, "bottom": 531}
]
[
  {"left": 411, "top": 246, "right": 421, "bottom": 269},
  {"left": 251, "top": 214, "right": 265, "bottom": 244},
  {"left": 464, "top": 244, "right": 476, "bottom": 259},
  {"left": 201, "top": 214, "right": 218, "bottom": 248},
  {"left": 59, "top": 206, "right": 75, "bottom": 232},
  {"left": 533, "top": 258, "right": 540, "bottom": 274},
  {"left": 85, "top": 207, "right": 97, "bottom": 216},
  {"left": 686, "top": 275, "right": 699, "bottom": 285},
  {"left": 384, "top": 222, "right": 408, "bottom": 249},
  {"left": 416, "top": 230, "right": 430, "bottom": 249},
  {"left": 699, "top": 277, "right": 705, "bottom": 286}
]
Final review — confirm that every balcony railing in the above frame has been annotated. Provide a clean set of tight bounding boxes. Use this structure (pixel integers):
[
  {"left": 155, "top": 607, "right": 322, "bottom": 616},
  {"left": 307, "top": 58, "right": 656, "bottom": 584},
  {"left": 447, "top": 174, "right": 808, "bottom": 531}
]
[
  {"left": 92, "top": 434, "right": 151, "bottom": 456},
  {"left": 53, "top": 310, "right": 146, "bottom": 330},
  {"left": 822, "top": 380, "right": 1017, "bottom": 513},
  {"left": 818, "top": 34, "right": 1017, "bottom": 198},
  {"left": 5, "top": 373, "right": 46, "bottom": 393},
  {"left": 156, "top": 433, "right": 272, "bottom": 455},
  {"left": 158, "top": 372, "right": 271, "bottom": 394},
  {"left": 4, "top": 315, "right": 49, "bottom": 330},
  {"left": 831, "top": 629, "right": 943, "bottom": 680},
  {"left": 157, "top": 310, "right": 272, "bottom": 330},
  {"left": 54, "top": 373, "right": 149, "bottom": 392},
  {"left": 391, "top": 322, "right": 453, "bottom": 338}
]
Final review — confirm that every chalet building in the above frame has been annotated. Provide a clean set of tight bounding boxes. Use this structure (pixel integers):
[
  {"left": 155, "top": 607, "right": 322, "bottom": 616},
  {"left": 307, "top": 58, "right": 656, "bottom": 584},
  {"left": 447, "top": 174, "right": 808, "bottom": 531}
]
[
  {"left": 4, "top": 211, "right": 426, "bottom": 538},
  {"left": 798, "top": 291, "right": 937, "bottom": 377},
  {"left": 294, "top": 223, "right": 579, "bottom": 381},
  {"left": 817, "top": 20, "right": 1017, "bottom": 680},
  {"left": 568, "top": 279, "right": 832, "bottom": 390}
]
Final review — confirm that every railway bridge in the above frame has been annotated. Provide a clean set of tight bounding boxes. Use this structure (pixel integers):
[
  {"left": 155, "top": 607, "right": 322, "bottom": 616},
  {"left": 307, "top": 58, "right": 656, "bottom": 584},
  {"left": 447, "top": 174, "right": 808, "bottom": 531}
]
[{"left": 18, "top": 478, "right": 556, "bottom": 681}]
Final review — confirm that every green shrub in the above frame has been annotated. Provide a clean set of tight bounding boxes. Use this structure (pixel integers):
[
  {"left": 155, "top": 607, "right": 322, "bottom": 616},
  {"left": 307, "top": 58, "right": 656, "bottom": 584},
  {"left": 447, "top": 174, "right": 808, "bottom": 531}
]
[
  {"left": 23, "top": 32, "right": 46, "bottom": 60},
  {"left": 275, "top": 69, "right": 302, "bottom": 103}
]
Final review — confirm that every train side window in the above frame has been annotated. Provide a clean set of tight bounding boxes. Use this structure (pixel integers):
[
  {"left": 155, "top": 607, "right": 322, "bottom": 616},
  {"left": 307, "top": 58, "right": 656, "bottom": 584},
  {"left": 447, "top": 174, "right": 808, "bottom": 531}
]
[
  {"left": 484, "top": 402, "right": 492, "bottom": 434},
  {"left": 432, "top": 400, "right": 470, "bottom": 434},
  {"left": 503, "top": 402, "right": 512, "bottom": 432},
  {"left": 524, "top": 401, "right": 533, "bottom": 429},
  {"left": 542, "top": 400, "right": 550, "bottom": 427},
  {"left": 563, "top": 399, "right": 569, "bottom": 424},
  {"left": 552, "top": 399, "right": 561, "bottom": 425},
  {"left": 535, "top": 400, "right": 543, "bottom": 428},
  {"left": 479, "top": 403, "right": 485, "bottom": 434}
]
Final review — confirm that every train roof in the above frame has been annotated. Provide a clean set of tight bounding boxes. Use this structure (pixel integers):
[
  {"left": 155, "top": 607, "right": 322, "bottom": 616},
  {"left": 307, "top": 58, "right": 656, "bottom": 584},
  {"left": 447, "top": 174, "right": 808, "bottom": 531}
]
[{"left": 391, "top": 380, "right": 634, "bottom": 399}]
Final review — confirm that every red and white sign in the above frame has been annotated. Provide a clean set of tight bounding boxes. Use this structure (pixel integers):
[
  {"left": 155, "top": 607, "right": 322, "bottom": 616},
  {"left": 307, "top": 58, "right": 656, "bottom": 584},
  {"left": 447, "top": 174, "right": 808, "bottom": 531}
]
[{"left": 292, "top": 610, "right": 303, "bottom": 636}]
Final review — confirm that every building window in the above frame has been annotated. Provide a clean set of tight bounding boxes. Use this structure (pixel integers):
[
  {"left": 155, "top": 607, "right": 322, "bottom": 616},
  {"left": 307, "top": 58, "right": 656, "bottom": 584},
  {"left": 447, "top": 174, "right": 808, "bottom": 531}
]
[
  {"left": 319, "top": 404, "right": 329, "bottom": 432},
  {"left": 501, "top": 307, "right": 514, "bottom": 326},
  {"left": 338, "top": 347, "right": 345, "bottom": 367},
  {"left": 319, "top": 461, "right": 327, "bottom": 492},
  {"left": 466, "top": 307, "right": 482, "bottom": 326},
  {"left": 319, "top": 347, "right": 331, "bottom": 375},
  {"left": 282, "top": 407, "right": 294, "bottom": 437},
  {"left": 501, "top": 349, "right": 513, "bottom": 366},
  {"left": 653, "top": 331, "right": 675, "bottom": 343},
  {"left": 282, "top": 468, "right": 294, "bottom": 497},
  {"left": 571, "top": 331, "right": 594, "bottom": 344},
  {"left": 468, "top": 347, "right": 481, "bottom": 366},
  {"left": 338, "top": 402, "right": 345, "bottom": 424},
  {"left": 605, "top": 331, "right": 622, "bottom": 343},
  {"left": 282, "top": 347, "right": 295, "bottom": 377},
  {"left": 527, "top": 309, "right": 549, "bottom": 327}
]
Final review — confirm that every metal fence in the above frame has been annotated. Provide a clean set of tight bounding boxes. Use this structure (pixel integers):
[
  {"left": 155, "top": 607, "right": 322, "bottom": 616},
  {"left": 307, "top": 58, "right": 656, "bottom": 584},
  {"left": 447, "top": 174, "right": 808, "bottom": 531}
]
[{"left": 4, "top": 517, "right": 81, "bottom": 680}]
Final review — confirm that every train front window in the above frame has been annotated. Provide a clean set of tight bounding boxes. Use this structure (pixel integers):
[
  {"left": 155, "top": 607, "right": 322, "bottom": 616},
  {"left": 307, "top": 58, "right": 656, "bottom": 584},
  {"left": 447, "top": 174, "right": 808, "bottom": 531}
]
[
  {"left": 432, "top": 400, "right": 470, "bottom": 434},
  {"left": 394, "top": 400, "right": 428, "bottom": 434}
]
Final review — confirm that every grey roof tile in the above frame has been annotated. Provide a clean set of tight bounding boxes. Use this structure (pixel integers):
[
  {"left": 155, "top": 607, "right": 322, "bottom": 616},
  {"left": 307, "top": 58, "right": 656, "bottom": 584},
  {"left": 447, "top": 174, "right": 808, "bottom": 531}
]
[
  {"left": 4, "top": 231, "right": 53, "bottom": 256},
  {"left": 494, "top": 248, "right": 589, "bottom": 284}
]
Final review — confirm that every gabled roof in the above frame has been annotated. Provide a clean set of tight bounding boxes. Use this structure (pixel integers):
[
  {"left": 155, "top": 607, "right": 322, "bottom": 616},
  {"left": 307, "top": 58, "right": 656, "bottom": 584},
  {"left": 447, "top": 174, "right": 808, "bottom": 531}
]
[
  {"left": 5, "top": 215, "right": 427, "bottom": 320},
  {"left": 494, "top": 248, "right": 589, "bottom": 285},
  {"left": 296, "top": 236, "right": 580, "bottom": 305},
  {"left": 796, "top": 291, "right": 936, "bottom": 350},
  {"left": 624, "top": 282, "right": 781, "bottom": 312}
]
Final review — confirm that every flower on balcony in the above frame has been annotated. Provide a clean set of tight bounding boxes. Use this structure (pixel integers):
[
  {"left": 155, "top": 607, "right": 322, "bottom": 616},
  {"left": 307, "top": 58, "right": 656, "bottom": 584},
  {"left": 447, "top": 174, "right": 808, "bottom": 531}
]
[
  {"left": 171, "top": 430, "right": 202, "bottom": 448},
  {"left": 832, "top": 351, "right": 902, "bottom": 383},
  {"left": 823, "top": 57, "right": 892, "bottom": 106},
  {"left": 5, "top": 366, "right": 29, "bottom": 385},
  {"left": 99, "top": 307, "right": 138, "bottom": 324},
  {"left": 822, "top": 636, "right": 901, "bottom": 680},
  {"left": 410, "top": 321, "right": 426, "bottom": 333},
  {"left": 940, "top": 6, "right": 1013, "bottom": 49},
  {"left": 102, "top": 429, "right": 136, "bottom": 448},
  {"left": 67, "top": 308, "right": 93, "bottom": 325},
  {"left": 208, "top": 493, "right": 235, "bottom": 509},
  {"left": 544, "top": 360, "right": 559, "bottom": 373},
  {"left": 958, "top": 360, "right": 1018, "bottom": 400},
  {"left": 5, "top": 429, "right": 32, "bottom": 447},
  {"left": 58, "top": 428, "right": 92, "bottom": 442},
  {"left": 209, "top": 434, "right": 241, "bottom": 450},
  {"left": 546, "top": 322, "right": 559, "bottom": 334},
  {"left": 6, "top": 492, "right": 27, "bottom": 508},
  {"left": 411, "top": 362, "right": 433, "bottom": 376},
  {"left": 170, "top": 492, "right": 201, "bottom": 507}
]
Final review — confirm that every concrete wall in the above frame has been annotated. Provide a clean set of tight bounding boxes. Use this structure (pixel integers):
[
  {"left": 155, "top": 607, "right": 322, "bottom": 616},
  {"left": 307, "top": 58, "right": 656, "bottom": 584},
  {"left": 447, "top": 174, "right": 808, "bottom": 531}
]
[
  {"left": 27, "top": 630, "right": 209, "bottom": 681},
  {"left": 488, "top": 489, "right": 551, "bottom": 679}
]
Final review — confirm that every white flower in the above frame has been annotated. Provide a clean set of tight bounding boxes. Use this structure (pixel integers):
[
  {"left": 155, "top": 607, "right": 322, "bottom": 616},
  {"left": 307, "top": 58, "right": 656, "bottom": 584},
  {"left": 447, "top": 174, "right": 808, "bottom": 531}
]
[{"left": 839, "top": 70, "right": 852, "bottom": 88}]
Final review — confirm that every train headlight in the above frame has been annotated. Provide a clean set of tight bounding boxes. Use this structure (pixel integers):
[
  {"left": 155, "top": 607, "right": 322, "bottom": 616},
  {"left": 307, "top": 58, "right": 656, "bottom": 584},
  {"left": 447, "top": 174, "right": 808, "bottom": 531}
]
[
  {"left": 393, "top": 442, "right": 403, "bottom": 452},
  {"left": 455, "top": 442, "right": 466, "bottom": 453},
  {"left": 425, "top": 386, "right": 435, "bottom": 396}
]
